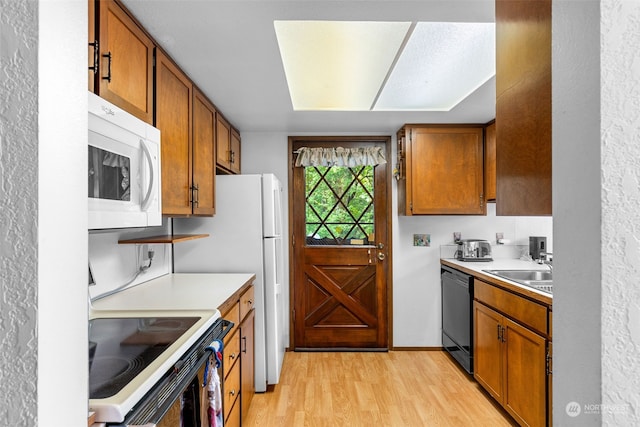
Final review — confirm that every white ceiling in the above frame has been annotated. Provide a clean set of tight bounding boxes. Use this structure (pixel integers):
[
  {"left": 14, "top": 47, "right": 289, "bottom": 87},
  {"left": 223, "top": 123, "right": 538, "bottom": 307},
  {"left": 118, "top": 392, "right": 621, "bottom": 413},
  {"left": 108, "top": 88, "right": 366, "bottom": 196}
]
[{"left": 121, "top": 0, "right": 496, "bottom": 134}]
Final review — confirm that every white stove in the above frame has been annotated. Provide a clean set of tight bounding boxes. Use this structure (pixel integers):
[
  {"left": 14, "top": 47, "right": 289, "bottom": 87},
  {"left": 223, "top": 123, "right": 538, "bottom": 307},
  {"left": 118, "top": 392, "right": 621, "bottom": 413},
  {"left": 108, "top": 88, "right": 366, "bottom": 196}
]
[{"left": 88, "top": 308, "right": 220, "bottom": 424}]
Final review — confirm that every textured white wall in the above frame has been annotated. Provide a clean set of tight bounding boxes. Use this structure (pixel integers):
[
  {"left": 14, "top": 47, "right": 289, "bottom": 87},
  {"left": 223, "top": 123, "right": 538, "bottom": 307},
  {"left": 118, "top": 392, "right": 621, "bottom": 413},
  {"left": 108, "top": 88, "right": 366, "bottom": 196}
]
[
  {"left": 1, "top": 0, "right": 39, "bottom": 423},
  {"left": 600, "top": 0, "right": 640, "bottom": 425},
  {"left": 554, "top": 0, "right": 640, "bottom": 425},
  {"left": 241, "top": 132, "right": 552, "bottom": 348}
]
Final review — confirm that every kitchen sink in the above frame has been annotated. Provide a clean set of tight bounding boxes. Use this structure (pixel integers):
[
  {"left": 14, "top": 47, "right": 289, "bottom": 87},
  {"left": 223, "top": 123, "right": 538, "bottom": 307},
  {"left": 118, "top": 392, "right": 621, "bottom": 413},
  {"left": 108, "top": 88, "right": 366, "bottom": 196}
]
[{"left": 483, "top": 270, "right": 553, "bottom": 294}]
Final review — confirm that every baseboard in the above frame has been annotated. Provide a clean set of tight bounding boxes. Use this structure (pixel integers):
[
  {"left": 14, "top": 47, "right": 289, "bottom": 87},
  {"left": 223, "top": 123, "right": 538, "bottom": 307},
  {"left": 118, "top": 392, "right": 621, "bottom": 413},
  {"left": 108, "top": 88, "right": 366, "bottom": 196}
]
[{"left": 391, "top": 346, "right": 444, "bottom": 351}]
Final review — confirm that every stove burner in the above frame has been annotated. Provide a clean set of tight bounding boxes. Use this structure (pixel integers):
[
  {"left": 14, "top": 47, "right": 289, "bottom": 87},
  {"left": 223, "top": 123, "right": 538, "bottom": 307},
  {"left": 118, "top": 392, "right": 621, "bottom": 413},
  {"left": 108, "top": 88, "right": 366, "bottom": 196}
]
[
  {"left": 90, "top": 355, "right": 144, "bottom": 391},
  {"left": 88, "top": 316, "right": 199, "bottom": 399}
]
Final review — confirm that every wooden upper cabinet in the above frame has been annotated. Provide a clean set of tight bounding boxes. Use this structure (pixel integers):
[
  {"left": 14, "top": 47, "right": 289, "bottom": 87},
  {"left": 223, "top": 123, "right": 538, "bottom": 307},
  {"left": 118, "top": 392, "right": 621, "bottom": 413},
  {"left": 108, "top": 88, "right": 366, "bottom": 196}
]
[
  {"left": 155, "top": 49, "right": 193, "bottom": 216},
  {"left": 230, "top": 128, "right": 242, "bottom": 174},
  {"left": 398, "top": 125, "right": 485, "bottom": 215},
  {"left": 495, "top": 0, "right": 552, "bottom": 215},
  {"left": 88, "top": 0, "right": 96, "bottom": 92},
  {"left": 216, "top": 114, "right": 231, "bottom": 170},
  {"left": 192, "top": 89, "right": 217, "bottom": 216},
  {"left": 216, "top": 114, "right": 241, "bottom": 174},
  {"left": 484, "top": 121, "right": 496, "bottom": 202},
  {"left": 96, "top": 0, "right": 154, "bottom": 124}
]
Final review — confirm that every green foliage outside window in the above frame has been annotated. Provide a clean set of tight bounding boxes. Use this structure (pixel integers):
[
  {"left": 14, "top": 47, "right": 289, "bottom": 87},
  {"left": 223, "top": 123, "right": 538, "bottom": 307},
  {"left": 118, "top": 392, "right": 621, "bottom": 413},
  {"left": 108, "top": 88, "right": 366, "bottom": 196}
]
[{"left": 305, "top": 165, "right": 374, "bottom": 245}]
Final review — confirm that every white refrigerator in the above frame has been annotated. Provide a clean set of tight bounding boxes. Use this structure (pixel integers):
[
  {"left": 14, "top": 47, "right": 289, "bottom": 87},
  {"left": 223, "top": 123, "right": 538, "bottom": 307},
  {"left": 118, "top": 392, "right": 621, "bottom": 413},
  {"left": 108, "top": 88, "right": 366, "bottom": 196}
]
[{"left": 172, "top": 173, "right": 286, "bottom": 392}]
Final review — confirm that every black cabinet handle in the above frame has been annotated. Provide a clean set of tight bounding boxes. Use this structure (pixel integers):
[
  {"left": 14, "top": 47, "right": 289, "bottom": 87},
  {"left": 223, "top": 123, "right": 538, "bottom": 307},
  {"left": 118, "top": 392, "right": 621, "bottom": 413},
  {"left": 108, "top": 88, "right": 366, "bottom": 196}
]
[
  {"left": 102, "top": 52, "right": 112, "bottom": 82},
  {"left": 88, "top": 41, "right": 99, "bottom": 74}
]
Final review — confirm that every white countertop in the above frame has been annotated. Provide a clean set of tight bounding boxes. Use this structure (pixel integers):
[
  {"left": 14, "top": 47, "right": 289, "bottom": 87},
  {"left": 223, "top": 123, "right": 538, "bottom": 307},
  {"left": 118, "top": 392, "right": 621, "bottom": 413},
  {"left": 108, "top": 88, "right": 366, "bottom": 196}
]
[
  {"left": 441, "top": 258, "right": 553, "bottom": 302},
  {"left": 91, "top": 273, "right": 255, "bottom": 312},
  {"left": 89, "top": 273, "right": 255, "bottom": 423},
  {"left": 442, "top": 258, "right": 550, "bottom": 274}
]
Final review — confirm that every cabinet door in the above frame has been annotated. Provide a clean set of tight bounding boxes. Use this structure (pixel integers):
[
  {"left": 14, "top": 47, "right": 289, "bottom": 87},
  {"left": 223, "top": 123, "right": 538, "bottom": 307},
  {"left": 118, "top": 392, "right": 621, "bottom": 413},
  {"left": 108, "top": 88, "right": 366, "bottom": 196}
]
[
  {"left": 216, "top": 114, "right": 231, "bottom": 171},
  {"left": 88, "top": 0, "right": 96, "bottom": 92},
  {"left": 547, "top": 340, "right": 553, "bottom": 425},
  {"left": 97, "top": 0, "right": 154, "bottom": 123},
  {"left": 192, "top": 89, "right": 216, "bottom": 216},
  {"left": 240, "top": 309, "right": 255, "bottom": 421},
  {"left": 503, "top": 317, "right": 547, "bottom": 427},
  {"left": 484, "top": 121, "right": 496, "bottom": 202},
  {"left": 495, "top": 0, "right": 551, "bottom": 215},
  {"left": 409, "top": 126, "right": 485, "bottom": 214},
  {"left": 223, "top": 361, "right": 240, "bottom": 422},
  {"left": 396, "top": 129, "right": 408, "bottom": 214},
  {"left": 229, "top": 128, "right": 241, "bottom": 174},
  {"left": 156, "top": 49, "right": 193, "bottom": 216},
  {"left": 473, "top": 301, "right": 504, "bottom": 402}
]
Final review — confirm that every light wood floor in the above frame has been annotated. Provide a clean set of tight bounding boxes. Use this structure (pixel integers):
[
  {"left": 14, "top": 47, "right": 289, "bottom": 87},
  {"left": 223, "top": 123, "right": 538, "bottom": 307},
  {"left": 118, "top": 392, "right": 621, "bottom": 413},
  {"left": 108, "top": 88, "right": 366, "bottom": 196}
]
[{"left": 244, "top": 350, "right": 517, "bottom": 426}]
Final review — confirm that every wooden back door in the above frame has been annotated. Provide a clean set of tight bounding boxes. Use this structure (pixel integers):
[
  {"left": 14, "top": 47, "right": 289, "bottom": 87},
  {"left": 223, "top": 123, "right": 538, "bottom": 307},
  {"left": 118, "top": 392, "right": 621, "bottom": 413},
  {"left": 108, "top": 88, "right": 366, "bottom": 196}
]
[{"left": 289, "top": 136, "right": 391, "bottom": 350}]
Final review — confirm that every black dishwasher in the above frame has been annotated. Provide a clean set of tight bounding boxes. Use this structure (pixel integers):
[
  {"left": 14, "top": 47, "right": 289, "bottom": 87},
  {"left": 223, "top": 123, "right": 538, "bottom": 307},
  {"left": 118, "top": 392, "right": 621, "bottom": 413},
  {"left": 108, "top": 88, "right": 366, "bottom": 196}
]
[{"left": 441, "top": 265, "right": 474, "bottom": 374}]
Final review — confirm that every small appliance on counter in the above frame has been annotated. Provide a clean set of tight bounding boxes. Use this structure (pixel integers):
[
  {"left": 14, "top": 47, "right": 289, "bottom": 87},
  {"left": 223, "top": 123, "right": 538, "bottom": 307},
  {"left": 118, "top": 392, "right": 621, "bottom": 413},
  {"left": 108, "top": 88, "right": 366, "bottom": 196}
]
[
  {"left": 529, "top": 236, "right": 548, "bottom": 260},
  {"left": 455, "top": 239, "right": 493, "bottom": 262}
]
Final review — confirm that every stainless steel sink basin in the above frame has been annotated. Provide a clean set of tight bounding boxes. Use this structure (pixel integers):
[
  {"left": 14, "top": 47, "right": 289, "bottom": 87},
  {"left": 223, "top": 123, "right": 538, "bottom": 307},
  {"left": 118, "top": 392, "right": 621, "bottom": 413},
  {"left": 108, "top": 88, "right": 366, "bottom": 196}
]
[
  {"left": 484, "top": 269, "right": 552, "bottom": 281},
  {"left": 483, "top": 270, "right": 553, "bottom": 294}
]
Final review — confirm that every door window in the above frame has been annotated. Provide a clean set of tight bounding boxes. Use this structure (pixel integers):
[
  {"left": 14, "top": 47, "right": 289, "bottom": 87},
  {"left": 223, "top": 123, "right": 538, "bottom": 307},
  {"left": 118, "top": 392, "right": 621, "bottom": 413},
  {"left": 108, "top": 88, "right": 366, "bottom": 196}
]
[{"left": 304, "top": 165, "right": 374, "bottom": 246}]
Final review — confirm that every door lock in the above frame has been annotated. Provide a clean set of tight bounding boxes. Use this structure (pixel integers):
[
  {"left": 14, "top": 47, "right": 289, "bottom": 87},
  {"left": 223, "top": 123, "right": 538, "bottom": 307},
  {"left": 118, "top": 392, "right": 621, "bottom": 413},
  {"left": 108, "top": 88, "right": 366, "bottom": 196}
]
[{"left": 378, "top": 252, "right": 385, "bottom": 261}]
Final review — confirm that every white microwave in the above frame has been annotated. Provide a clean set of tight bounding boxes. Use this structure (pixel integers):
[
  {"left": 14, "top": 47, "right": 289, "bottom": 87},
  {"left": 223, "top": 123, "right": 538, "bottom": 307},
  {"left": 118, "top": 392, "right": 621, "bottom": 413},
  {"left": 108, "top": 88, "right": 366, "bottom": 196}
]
[{"left": 88, "top": 92, "right": 162, "bottom": 229}]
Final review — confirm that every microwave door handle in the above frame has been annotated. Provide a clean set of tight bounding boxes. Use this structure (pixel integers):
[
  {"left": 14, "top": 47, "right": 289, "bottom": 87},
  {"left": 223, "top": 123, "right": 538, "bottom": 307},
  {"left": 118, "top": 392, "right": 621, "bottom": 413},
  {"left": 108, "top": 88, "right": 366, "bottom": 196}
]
[{"left": 140, "top": 139, "right": 155, "bottom": 212}]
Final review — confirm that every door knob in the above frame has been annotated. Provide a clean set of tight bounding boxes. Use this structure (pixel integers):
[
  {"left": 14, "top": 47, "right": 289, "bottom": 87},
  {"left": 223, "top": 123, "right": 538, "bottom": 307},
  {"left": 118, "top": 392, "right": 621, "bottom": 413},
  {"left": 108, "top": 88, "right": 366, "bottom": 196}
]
[{"left": 378, "top": 252, "right": 385, "bottom": 261}]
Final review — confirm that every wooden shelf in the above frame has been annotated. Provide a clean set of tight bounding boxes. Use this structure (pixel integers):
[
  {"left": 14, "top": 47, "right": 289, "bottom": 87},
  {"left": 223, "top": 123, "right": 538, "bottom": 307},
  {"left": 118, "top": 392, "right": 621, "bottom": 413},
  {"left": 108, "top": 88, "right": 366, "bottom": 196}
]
[{"left": 118, "top": 234, "right": 209, "bottom": 244}]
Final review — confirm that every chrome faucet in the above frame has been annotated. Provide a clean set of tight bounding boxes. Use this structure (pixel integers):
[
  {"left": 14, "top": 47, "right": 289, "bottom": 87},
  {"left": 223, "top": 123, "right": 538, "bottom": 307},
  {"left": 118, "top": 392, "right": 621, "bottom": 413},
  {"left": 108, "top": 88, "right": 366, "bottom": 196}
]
[{"left": 538, "top": 252, "right": 553, "bottom": 271}]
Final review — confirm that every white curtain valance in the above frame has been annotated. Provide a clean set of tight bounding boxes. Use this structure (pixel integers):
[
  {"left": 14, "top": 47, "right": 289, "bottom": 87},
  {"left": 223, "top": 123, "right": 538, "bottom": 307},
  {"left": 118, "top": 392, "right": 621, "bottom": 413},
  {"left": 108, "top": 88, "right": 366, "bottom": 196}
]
[{"left": 294, "top": 146, "right": 387, "bottom": 167}]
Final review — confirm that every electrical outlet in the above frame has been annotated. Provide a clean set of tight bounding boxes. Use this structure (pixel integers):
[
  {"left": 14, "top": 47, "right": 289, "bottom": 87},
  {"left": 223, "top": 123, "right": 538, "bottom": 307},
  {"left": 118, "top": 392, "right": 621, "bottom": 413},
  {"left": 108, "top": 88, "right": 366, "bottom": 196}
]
[
  {"left": 413, "top": 234, "right": 430, "bottom": 247},
  {"left": 141, "top": 244, "right": 150, "bottom": 261}
]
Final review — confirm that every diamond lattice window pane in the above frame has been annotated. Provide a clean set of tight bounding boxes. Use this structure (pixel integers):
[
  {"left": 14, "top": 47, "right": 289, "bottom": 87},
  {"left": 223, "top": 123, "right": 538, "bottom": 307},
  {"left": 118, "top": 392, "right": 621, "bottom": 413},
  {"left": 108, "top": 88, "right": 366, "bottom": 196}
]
[{"left": 305, "top": 164, "right": 375, "bottom": 246}]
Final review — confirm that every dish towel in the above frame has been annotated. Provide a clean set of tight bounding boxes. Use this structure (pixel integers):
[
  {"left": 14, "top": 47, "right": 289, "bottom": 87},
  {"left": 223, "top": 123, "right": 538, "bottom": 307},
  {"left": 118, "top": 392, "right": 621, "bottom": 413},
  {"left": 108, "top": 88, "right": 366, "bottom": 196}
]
[{"left": 202, "top": 339, "right": 224, "bottom": 427}]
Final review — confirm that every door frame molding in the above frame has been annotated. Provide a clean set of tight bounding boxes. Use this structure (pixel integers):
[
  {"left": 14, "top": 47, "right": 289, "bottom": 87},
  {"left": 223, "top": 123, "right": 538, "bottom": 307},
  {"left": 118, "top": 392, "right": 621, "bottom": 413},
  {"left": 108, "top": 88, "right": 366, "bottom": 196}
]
[{"left": 287, "top": 135, "right": 393, "bottom": 349}]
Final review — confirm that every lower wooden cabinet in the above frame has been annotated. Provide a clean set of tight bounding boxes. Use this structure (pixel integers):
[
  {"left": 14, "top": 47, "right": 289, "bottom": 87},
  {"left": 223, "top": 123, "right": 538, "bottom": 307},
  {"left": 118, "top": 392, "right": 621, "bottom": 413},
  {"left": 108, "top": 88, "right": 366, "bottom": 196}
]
[
  {"left": 218, "top": 283, "right": 255, "bottom": 425},
  {"left": 240, "top": 308, "right": 255, "bottom": 420},
  {"left": 474, "top": 280, "right": 551, "bottom": 427}
]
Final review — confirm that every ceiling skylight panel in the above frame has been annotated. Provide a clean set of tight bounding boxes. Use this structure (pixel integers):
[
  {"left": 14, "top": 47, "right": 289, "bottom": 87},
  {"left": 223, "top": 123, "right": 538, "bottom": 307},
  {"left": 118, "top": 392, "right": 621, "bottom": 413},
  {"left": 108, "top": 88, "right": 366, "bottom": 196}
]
[
  {"left": 374, "top": 22, "right": 495, "bottom": 111},
  {"left": 274, "top": 20, "right": 411, "bottom": 111}
]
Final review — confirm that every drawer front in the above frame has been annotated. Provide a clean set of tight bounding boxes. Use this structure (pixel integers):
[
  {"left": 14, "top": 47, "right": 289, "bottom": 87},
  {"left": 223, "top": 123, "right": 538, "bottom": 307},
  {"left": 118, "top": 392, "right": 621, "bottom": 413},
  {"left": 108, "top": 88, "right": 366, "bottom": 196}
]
[
  {"left": 223, "top": 361, "right": 240, "bottom": 421},
  {"left": 223, "top": 331, "right": 240, "bottom": 380},
  {"left": 225, "top": 397, "right": 241, "bottom": 427},
  {"left": 240, "top": 285, "right": 254, "bottom": 321},
  {"left": 222, "top": 302, "right": 240, "bottom": 344},
  {"left": 474, "top": 279, "right": 547, "bottom": 334}
]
